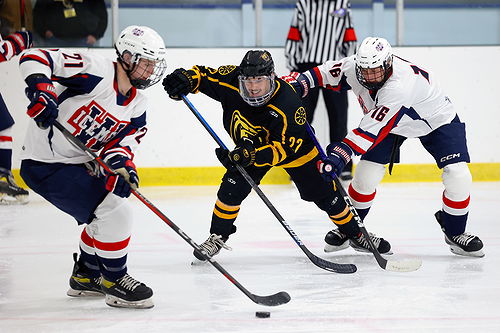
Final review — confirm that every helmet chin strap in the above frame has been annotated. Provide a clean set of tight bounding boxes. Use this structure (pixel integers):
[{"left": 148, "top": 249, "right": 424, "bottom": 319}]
[{"left": 118, "top": 58, "right": 146, "bottom": 89}]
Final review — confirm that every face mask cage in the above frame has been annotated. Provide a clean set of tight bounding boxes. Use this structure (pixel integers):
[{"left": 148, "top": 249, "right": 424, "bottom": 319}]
[
  {"left": 128, "top": 55, "right": 167, "bottom": 90},
  {"left": 355, "top": 57, "right": 392, "bottom": 90},
  {"left": 238, "top": 74, "right": 276, "bottom": 107}
]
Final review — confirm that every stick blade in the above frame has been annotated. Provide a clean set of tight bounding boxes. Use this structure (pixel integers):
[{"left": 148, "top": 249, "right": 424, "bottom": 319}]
[
  {"left": 313, "top": 257, "right": 357, "bottom": 274},
  {"left": 252, "top": 291, "right": 291, "bottom": 306},
  {"left": 384, "top": 258, "right": 422, "bottom": 272}
]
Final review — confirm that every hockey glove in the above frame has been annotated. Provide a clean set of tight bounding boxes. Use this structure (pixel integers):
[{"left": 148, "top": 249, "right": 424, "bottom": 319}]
[
  {"left": 5, "top": 31, "right": 33, "bottom": 54},
  {"left": 104, "top": 156, "right": 139, "bottom": 198},
  {"left": 215, "top": 147, "right": 236, "bottom": 171},
  {"left": 25, "top": 74, "right": 59, "bottom": 129},
  {"left": 228, "top": 137, "right": 256, "bottom": 167},
  {"left": 162, "top": 68, "right": 196, "bottom": 100},
  {"left": 317, "top": 141, "right": 353, "bottom": 182},
  {"left": 281, "top": 72, "right": 309, "bottom": 98}
]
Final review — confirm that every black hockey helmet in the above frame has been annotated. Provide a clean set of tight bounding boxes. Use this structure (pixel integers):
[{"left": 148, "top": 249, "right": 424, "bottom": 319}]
[
  {"left": 238, "top": 50, "right": 276, "bottom": 107},
  {"left": 239, "top": 50, "right": 275, "bottom": 77}
]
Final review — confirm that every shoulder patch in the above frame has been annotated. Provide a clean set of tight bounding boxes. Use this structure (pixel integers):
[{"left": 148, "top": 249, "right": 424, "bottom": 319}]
[
  {"left": 294, "top": 106, "right": 306, "bottom": 125},
  {"left": 218, "top": 65, "right": 236, "bottom": 75}
]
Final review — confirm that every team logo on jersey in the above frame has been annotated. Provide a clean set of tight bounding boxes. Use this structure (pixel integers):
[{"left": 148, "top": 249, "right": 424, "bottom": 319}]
[
  {"left": 294, "top": 107, "right": 306, "bottom": 125},
  {"left": 218, "top": 65, "right": 236, "bottom": 75},
  {"left": 230, "top": 110, "right": 268, "bottom": 142},
  {"left": 68, "top": 101, "right": 130, "bottom": 150}
]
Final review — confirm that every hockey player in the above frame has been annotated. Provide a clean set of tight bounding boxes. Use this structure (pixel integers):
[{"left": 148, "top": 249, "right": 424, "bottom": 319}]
[
  {"left": 0, "top": 30, "right": 31, "bottom": 204},
  {"left": 288, "top": 37, "right": 484, "bottom": 257},
  {"left": 162, "top": 50, "right": 391, "bottom": 261},
  {"left": 18, "top": 25, "right": 167, "bottom": 308}
]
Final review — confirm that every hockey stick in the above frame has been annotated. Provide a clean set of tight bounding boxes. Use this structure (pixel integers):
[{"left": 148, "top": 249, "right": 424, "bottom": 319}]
[
  {"left": 181, "top": 95, "right": 357, "bottom": 274},
  {"left": 53, "top": 120, "right": 290, "bottom": 306},
  {"left": 304, "top": 122, "right": 422, "bottom": 272}
]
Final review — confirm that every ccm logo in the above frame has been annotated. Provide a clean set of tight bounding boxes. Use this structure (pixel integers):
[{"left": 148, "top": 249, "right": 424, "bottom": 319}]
[{"left": 440, "top": 153, "right": 460, "bottom": 162}]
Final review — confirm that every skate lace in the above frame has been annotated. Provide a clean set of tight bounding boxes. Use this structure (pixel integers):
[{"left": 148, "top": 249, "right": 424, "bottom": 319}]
[
  {"left": 356, "top": 232, "right": 381, "bottom": 248},
  {"left": 452, "top": 233, "right": 475, "bottom": 246},
  {"left": 117, "top": 274, "right": 141, "bottom": 291},
  {"left": 201, "top": 234, "right": 232, "bottom": 256}
]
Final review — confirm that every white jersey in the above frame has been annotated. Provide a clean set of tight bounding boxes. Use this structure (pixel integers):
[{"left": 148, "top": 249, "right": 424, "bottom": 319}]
[
  {"left": 19, "top": 49, "right": 148, "bottom": 163},
  {"left": 303, "top": 55, "right": 456, "bottom": 155}
]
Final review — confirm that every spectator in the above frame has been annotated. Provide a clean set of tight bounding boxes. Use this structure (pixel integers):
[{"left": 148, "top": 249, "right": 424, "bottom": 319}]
[
  {"left": 285, "top": 0, "right": 357, "bottom": 181},
  {"left": 33, "top": 0, "right": 107, "bottom": 47},
  {"left": 0, "top": 0, "right": 33, "bottom": 34}
]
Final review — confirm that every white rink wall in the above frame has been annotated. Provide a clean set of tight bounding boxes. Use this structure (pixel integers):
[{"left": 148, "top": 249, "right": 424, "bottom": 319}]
[{"left": 1, "top": 46, "right": 499, "bottom": 169}]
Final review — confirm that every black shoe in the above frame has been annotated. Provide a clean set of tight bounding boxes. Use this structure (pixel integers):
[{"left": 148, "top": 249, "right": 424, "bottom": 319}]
[
  {"left": 67, "top": 253, "right": 104, "bottom": 297},
  {"left": 101, "top": 274, "right": 154, "bottom": 309},
  {"left": 324, "top": 229, "right": 350, "bottom": 252},
  {"left": 0, "top": 168, "right": 29, "bottom": 205},
  {"left": 434, "top": 211, "right": 484, "bottom": 257},
  {"left": 193, "top": 234, "right": 231, "bottom": 261},
  {"left": 350, "top": 232, "right": 392, "bottom": 254}
]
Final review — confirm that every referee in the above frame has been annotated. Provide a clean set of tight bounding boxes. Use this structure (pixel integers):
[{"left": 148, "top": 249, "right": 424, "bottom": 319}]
[{"left": 285, "top": 0, "right": 357, "bottom": 180}]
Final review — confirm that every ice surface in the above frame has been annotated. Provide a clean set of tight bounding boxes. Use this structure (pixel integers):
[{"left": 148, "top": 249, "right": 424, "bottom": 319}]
[{"left": 1, "top": 182, "right": 499, "bottom": 332}]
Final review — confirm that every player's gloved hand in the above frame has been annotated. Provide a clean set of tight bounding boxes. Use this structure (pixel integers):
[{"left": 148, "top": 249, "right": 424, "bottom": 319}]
[
  {"left": 215, "top": 147, "right": 236, "bottom": 171},
  {"left": 228, "top": 137, "right": 256, "bottom": 167},
  {"left": 25, "top": 74, "right": 59, "bottom": 129},
  {"left": 317, "top": 141, "right": 353, "bottom": 182},
  {"left": 162, "top": 68, "right": 195, "bottom": 100},
  {"left": 281, "top": 71, "right": 309, "bottom": 98},
  {"left": 5, "top": 31, "right": 33, "bottom": 53},
  {"left": 104, "top": 155, "right": 139, "bottom": 198}
]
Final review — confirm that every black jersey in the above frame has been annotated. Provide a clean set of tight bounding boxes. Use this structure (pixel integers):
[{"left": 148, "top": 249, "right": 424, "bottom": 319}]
[{"left": 189, "top": 64, "right": 318, "bottom": 168}]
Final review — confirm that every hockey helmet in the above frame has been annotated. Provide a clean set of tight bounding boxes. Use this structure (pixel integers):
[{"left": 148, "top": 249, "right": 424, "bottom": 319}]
[
  {"left": 238, "top": 50, "right": 276, "bottom": 107},
  {"left": 115, "top": 25, "right": 167, "bottom": 89},
  {"left": 355, "top": 37, "right": 393, "bottom": 90}
]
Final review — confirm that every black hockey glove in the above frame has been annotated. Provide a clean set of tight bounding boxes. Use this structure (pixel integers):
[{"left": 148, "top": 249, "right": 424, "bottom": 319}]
[
  {"left": 162, "top": 68, "right": 195, "bottom": 100},
  {"left": 215, "top": 147, "right": 236, "bottom": 171},
  {"left": 228, "top": 137, "right": 256, "bottom": 167}
]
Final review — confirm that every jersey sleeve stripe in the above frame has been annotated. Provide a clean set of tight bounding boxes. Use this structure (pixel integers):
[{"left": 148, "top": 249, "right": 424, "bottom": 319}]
[
  {"left": 352, "top": 128, "right": 375, "bottom": 143},
  {"left": 312, "top": 67, "right": 324, "bottom": 87},
  {"left": 344, "top": 137, "right": 365, "bottom": 155},
  {"left": 19, "top": 53, "right": 52, "bottom": 70}
]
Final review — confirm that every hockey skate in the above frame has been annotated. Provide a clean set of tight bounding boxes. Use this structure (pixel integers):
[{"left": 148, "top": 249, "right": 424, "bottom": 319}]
[
  {"left": 434, "top": 211, "right": 484, "bottom": 257},
  {"left": 324, "top": 229, "right": 350, "bottom": 252},
  {"left": 324, "top": 228, "right": 392, "bottom": 254},
  {"left": 101, "top": 274, "right": 154, "bottom": 309},
  {"left": 0, "top": 168, "right": 29, "bottom": 205},
  {"left": 67, "top": 253, "right": 104, "bottom": 297},
  {"left": 192, "top": 233, "right": 231, "bottom": 262}
]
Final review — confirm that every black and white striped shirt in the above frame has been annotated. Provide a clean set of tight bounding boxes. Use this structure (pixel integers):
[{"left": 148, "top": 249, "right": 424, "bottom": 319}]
[{"left": 285, "top": 0, "right": 357, "bottom": 71}]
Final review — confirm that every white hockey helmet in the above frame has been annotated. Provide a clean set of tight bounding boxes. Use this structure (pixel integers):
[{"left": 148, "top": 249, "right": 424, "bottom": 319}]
[
  {"left": 115, "top": 25, "right": 167, "bottom": 89},
  {"left": 355, "top": 37, "right": 393, "bottom": 90}
]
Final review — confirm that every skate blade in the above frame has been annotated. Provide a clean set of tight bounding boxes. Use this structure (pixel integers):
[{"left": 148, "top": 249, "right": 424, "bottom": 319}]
[
  {"left": 351, "top": 246, "right": 394, "bottom": 255},
  {"left": 67, "top": 288, "right": 104, "bottom": 297},
  {"left": 324, "top": 242, "right": 350, "bottom": 253},
  {"left": 191, "top": 257, "right": 209, "bottom": 266},
  {"left": 0, "top": 194, "right": 29, "bottom": 205},
  {"left": 450, "top": 246, "right": 485, "bottom": 258},
  {"left": 105, "top": 294, "right": 154, "bottom": 309}
]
